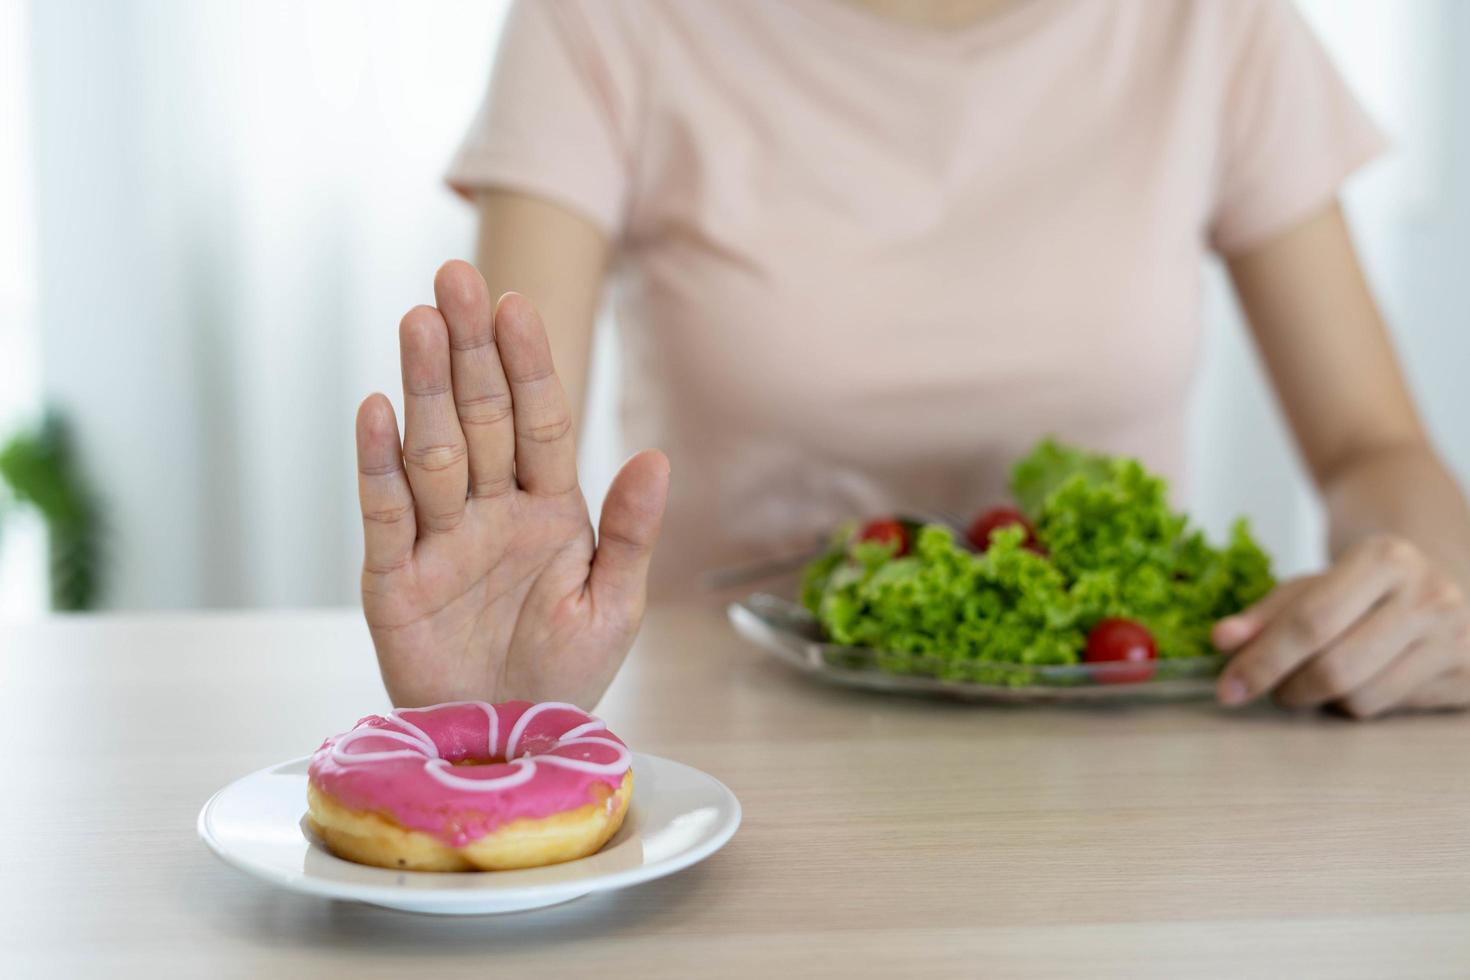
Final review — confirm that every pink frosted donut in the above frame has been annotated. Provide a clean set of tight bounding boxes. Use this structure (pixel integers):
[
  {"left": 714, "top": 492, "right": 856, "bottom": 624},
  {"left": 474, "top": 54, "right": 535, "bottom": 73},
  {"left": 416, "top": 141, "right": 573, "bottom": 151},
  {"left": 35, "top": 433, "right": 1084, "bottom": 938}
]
[{"left": 306, "top": 700, "right": 633, "bottom": 871}]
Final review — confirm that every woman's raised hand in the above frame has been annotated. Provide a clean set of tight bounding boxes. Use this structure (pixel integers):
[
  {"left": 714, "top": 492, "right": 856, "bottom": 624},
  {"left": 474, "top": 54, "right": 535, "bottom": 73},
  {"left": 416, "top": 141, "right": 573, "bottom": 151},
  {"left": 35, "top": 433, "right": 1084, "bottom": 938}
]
[{"left": 355, "top": 261, "right": 669, "bottom": 709}]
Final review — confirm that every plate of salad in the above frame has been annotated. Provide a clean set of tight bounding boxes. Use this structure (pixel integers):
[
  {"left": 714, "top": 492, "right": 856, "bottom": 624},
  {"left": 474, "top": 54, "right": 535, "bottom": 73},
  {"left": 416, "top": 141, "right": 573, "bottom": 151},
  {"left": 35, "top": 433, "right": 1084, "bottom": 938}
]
[{"left": 727, "top": 439, "right": 1276, "bottom": 702}]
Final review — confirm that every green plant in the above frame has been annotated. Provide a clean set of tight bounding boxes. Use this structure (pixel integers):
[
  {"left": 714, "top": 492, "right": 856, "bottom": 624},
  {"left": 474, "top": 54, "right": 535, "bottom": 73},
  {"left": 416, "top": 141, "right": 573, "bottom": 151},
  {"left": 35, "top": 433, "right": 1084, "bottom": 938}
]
[{"left": 0, "top": 413, "right": 104, "bottom": 610}]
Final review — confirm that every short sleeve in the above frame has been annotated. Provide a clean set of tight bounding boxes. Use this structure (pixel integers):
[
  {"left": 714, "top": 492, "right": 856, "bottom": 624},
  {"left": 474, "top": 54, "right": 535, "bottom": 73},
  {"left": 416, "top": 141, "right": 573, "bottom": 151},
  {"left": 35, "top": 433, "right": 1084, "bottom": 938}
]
[
  {"left": 1209, "top": 0, "right": 1388, "bottom": 256},
  {"left": 445, "top": 0, "right": 648, "bottom": 237}
]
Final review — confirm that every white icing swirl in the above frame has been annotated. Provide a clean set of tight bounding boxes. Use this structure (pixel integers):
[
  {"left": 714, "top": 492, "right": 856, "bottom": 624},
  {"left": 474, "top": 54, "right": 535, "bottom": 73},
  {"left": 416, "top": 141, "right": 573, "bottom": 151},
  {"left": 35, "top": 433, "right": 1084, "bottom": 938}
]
[
  {"left": 559, "top": 719, "right": 609, "bottom": 741},
  {"left": 393, "top": 700, "right": 499, "bottom": 758},
  {"left": 325, "top": 700, "right": 630, "bottom": 793},
  {"left": 422, "top": 756, "right": 538, "bottom": 791},
  {"left": 382, "top": 709, "right": 440, "bottom": 756},
  {"left": 534, "top": 736, "right": 632, "bottom": 776},
  {"left": 505, "top": 701, "right": 588, "bottom": 758},
  {"left": 330, "top": 727, "right": 433, "bottom": 765}
]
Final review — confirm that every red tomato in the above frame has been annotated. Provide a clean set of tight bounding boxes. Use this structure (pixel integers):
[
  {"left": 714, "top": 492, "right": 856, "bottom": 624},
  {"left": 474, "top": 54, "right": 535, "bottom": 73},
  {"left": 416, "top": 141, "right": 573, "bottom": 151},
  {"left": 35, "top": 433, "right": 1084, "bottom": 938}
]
[
  {"left": 856, "top": 517, "right": 909, "bottom": 556},
  {"left": 1084, "top": 618, "right": 1158, "bottom": 684},
  {"left": 967, "top": 506, "right": 1042, "bottom": 553}
]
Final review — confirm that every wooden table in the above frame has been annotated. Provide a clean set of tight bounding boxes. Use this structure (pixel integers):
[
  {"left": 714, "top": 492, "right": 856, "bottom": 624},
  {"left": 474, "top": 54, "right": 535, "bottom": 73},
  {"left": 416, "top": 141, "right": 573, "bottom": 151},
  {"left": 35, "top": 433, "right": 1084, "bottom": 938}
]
[{"left": 4, "top": 605, "right": 1470, "bottom": 978}]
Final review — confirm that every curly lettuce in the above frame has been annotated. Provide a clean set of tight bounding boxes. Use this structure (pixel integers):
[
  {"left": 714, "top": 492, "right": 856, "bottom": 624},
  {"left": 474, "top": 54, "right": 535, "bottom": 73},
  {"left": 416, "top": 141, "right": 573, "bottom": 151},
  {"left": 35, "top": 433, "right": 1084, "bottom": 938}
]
[{"left": 800, "top": 439, "right": 1275, "bottom": 675}]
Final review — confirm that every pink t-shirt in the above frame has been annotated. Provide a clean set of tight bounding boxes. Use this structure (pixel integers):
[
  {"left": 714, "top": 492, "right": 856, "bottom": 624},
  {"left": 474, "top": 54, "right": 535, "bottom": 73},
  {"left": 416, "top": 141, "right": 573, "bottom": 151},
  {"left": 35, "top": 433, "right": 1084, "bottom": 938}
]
[{"left": 448, "top": 0, "right": 1384, "bottom": 597}]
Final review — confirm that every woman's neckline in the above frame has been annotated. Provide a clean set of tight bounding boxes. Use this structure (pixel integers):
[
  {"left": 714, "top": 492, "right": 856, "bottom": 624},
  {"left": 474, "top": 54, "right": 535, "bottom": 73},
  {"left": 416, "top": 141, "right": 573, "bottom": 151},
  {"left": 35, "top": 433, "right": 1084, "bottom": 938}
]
[{"left": 802, "top": 0, "right": 1063, "bottom": 53}]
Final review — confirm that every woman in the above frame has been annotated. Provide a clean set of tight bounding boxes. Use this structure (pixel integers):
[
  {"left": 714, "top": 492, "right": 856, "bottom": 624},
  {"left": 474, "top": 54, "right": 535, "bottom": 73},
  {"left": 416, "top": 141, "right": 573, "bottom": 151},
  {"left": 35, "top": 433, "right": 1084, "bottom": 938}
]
[{"left": 353, "top": 0, "right": 1470, "bottom": 718}]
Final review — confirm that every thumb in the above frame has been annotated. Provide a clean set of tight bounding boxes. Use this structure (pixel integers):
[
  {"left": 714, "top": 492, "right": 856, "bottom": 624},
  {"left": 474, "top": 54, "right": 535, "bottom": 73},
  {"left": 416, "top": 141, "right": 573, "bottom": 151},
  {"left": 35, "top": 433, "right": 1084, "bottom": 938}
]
[
  {"left": 589, "top": 449, "right": 671, "bottom": 611},
  {"left": 1211, "top": 576, "right": 1313, "bottom": 651}
]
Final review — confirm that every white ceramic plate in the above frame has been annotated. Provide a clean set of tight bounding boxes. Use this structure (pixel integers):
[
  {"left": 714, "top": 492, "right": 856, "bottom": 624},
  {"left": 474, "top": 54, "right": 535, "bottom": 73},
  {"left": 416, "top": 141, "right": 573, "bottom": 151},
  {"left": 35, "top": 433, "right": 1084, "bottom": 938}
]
[{"left": 198, "top": 752, "right": 740, "bottom": 915}]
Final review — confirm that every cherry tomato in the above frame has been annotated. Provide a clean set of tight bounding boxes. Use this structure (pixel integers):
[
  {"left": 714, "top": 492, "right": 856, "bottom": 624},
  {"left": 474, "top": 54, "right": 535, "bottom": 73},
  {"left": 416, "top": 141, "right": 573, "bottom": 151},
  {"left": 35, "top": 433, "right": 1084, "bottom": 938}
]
[
  {"left": 967, "top": 506, "right": 1042, "bottom": 554},
  {"left": 1084, "top": 618, "right": 1157, "bottom": 684},
  {"left": 856, "top": 517, "right": 909, "bottom": 556}
]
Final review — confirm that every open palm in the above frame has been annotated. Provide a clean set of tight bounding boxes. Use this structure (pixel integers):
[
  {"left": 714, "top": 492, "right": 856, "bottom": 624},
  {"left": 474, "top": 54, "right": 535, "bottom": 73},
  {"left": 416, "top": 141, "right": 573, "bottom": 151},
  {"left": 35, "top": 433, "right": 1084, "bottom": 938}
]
[{"left": 355, "top": 261, "right": 669, "bottom": 709}]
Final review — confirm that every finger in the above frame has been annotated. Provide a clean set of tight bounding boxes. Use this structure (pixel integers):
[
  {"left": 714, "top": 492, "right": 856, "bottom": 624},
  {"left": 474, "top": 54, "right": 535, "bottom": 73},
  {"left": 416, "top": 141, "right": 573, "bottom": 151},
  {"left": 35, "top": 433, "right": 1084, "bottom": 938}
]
[
  {"left": 495, "top": 292, "right": 578, "bottom": 496},
  {"left": 589, "top": 450, "right": 671, "bottom": 614},
  {"left": 399, "top": 305, "right": 469, "bottom": 533},
  {"left": 1336, "top": 641, "right": 1458, "bottom": 720},
  {"left": 1401, "top": 663, "right": 1470, "bottom": 712},
  {"left": 356, "top": 394, "right": 416, "bottom": 574},
  {"left": 1398, "top": 618, "right": 1470, "bottom": 713},
  {"left": 433, "top": 260, "right": 515, "bottom": 498},
  {"left": 1216, "top": 540, "right": 1411, "bottom": 705},
  {"left": 1272, "top": 595, "right": 1424, "bottom": 709},
  {"left": 1213, "top": 578, "right": 1314, "bottom": 650}
]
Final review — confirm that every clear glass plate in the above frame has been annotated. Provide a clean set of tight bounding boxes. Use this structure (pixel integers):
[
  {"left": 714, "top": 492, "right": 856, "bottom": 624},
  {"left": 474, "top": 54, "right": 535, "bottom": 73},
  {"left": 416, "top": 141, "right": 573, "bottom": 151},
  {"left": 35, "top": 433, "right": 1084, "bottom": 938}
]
[{"left": 728, "top": 593, "right": 1227, "bottom": 703}]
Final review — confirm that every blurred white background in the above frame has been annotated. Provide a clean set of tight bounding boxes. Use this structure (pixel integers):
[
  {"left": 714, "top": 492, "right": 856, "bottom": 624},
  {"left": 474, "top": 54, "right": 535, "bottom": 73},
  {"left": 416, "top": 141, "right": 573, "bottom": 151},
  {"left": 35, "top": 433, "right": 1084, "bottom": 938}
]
[{"left": 1, "top": 0, "right": 1467, "bottom": 615}]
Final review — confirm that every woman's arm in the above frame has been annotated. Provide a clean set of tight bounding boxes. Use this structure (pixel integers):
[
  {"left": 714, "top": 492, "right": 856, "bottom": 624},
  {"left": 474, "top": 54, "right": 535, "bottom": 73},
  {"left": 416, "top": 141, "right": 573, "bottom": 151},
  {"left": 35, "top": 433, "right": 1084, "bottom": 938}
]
[
  {"left": 1213, "top": 202, "right": 1470, "bottom": 717},
  {"left": 473, "top": 189, "right": 610, "bottom": 425}
]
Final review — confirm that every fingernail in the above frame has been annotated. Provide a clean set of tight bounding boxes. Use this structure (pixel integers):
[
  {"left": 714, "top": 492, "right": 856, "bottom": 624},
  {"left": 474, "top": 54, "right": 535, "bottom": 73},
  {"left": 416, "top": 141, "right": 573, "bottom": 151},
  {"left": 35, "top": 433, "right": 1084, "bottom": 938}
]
[
  {"left": 1219, "top": 677, "right": 1249, "bottom": 706},
  {"left": 1214, "top": 616, "right": 1247, "bottom": 643}
]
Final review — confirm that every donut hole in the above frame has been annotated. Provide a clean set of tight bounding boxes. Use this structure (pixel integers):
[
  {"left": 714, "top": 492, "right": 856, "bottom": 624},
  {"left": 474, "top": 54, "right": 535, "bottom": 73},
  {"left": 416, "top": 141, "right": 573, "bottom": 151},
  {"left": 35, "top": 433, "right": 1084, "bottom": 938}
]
[{"left": 449, "top": 756, "right": 508, "bottom": 768}]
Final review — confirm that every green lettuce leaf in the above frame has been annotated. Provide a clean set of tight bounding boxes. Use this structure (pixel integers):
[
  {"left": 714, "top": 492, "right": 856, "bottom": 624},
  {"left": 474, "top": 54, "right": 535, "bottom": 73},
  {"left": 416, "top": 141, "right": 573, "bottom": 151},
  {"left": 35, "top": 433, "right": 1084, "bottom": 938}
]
[
  {"left": 1009, "top": 438, "right": 1117, "bottom": 518},
  {"left": 801, "top": 439, "right": 1275, "bottom": 676}
]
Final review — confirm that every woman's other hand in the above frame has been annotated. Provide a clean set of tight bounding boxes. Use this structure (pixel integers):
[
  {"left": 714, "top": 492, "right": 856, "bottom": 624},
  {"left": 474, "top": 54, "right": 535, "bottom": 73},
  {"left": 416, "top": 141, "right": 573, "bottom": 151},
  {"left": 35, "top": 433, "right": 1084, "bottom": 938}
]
[{"left": 1213, "top": 534, "right": 1470, "bottom": 719}]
